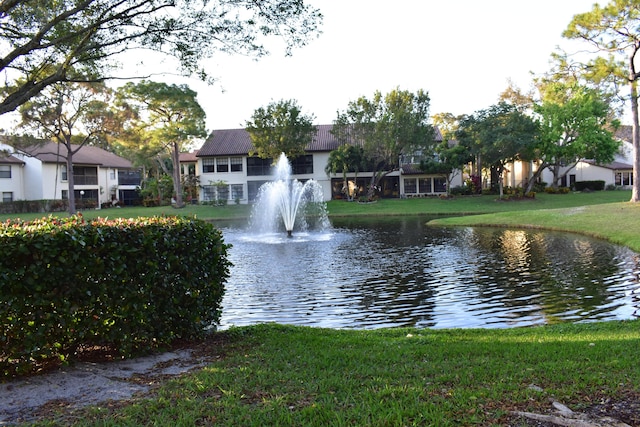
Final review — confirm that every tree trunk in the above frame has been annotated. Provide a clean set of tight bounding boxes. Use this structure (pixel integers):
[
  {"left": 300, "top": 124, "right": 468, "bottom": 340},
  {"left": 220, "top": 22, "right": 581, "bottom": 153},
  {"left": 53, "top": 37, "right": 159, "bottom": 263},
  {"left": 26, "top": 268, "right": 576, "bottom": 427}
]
[
  {"left": 171, "top": 142, "right": 184, "bottom": 208},
  {"left": 630, "top": 62, "right": 640, "bottom": 202},
  {"left": 66, "top": 155, "right": 77, "bottom": 215}
]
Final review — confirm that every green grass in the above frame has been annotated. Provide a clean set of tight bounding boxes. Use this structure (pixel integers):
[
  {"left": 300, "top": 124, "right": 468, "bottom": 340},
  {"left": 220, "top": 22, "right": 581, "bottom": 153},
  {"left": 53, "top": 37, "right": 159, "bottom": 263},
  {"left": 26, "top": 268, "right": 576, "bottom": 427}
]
[
  {"left": 0, "top": 203, "right": 254, "bottom": 223},
  {"left": 326, "top": 190, "right": 632, "bottom": 217},
  {"left": 428, "top": 198, "right": 640, "bottom": 253},
  {"left": 0, "top": 190, "right": 631, "bottom": 223},
  {"left": 36, "top": 322, "right": 640, "bottom": 426},
  {"left": 11, "top": 189, "right": 640, "bottom": 426}
]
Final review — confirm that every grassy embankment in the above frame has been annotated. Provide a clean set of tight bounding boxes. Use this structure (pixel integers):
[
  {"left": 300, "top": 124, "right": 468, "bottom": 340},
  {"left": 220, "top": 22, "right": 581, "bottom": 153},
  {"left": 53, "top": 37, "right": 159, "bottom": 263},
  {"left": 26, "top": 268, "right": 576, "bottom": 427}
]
[{"left": 12, "top": 190, "right": 640, "bottom": 426}]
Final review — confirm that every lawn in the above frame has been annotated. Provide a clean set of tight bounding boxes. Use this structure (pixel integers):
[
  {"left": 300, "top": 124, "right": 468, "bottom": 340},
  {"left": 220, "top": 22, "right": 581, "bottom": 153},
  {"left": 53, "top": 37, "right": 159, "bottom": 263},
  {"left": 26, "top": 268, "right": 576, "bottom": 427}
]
[
  {"left": 9, "top": 189, "right": 640, "bottom": 426},
  {"left": 34, "top": 322, "right": 640, "bottom": 426},
  {"left": 0, "top": 189, "right": 632, "bottom": 223}
]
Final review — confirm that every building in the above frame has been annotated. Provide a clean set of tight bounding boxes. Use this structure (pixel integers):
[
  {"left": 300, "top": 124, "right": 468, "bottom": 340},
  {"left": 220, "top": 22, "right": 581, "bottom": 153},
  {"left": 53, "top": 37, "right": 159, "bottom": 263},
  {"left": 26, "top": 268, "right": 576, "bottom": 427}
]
[
  {"left": 501, "top": 126, "right": 634, "bottom": 190},
  {"left": 193, "top": 124, "right": 461, "bottom": 204},
  {"left": 0, "top": 141, "right": 142, "bottom": 209}
]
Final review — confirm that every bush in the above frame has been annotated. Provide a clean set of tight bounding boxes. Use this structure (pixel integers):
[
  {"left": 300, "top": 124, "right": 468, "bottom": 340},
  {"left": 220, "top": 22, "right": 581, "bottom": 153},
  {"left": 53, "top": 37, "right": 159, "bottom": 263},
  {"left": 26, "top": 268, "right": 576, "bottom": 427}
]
[
  {"left": 532, "top": 182, "right": 548, "bottom": 193},
  {"left": 544, "top": 186, "right": 571, "bottom": 194},
  {"left": 499, "top": 187, "right": 536, "bottom": 200},
  {"left": 449, "top": 185, "right": 472, "bottom": 196},
  {"left": 0, "top": 215, "right": 231, "bottom": 377},
  {"left": 574, "top": 180, "right": 605, "bottom": 191}
]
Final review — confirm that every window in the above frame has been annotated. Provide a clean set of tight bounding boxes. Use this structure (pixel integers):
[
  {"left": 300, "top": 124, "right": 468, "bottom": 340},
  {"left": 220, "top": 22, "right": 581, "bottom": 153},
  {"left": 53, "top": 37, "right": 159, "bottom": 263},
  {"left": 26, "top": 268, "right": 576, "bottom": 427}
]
[
  {"left": 2, "top": 192, "right": 12, "bottom": 202},
  {"left": 61, "top": 166, "right": 67, "bottom": 181},
  {"left": 231, "top": 184, "right": 243, "bottom": 201},
  {"left": 110, "top": 170, "right": 116, "bottom": 180},
  {"left": 202, "top": 158, "right": 215, "bottom": 173},
  {"left": 434, "top": 177, "right": 447, "bottom": 193},
  {"left": 248, "top": 180, "right": 268, "bottom": 201},
  {"left": 247, "top": 157, "right": 273, "bottom": 176},
  {"left": 0, "top": 165, "right": 10, "bottom": 178},
  {"left": 62, "top": 190, "right": 68, "bottom": 200},
  {"left": 291, "top": 155, "right": 313, "bottom": 175},
  {"left": 616, "top": 171, "right": 633, "bottom": 186},
  {"left": 118, "top": 170, "right": 141, "bottom": 185},
  {"left": 202, "top": 184, "right": 230, "bottom": 202},
  {"left": 216, "top": 157, "right": 229, "bottom": 172},
  {"left": 217, "top": 184, "right": 229, "bottom": 200},
  {"left": 418, "top": 178, "right": 432, "bottom": 193},
  {"left": 73, "top": 167, "right": 98, "bottom": 185},
  {"left": 230, "top": 157, "right": 243, "bottom": 172},
  {"left": 202, "top": 185, "right": 216, "bottom": 201},
  {"left": 404, "top": 178, "right": 417, "bottom": 194}
]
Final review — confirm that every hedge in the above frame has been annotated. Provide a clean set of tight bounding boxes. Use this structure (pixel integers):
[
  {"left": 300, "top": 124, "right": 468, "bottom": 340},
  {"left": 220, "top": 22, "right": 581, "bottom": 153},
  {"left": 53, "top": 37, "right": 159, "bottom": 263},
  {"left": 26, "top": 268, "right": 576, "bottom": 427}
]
[
  {"left": 574, "top": 180, "right": 605, "bottom": 191},
  {"left": 0, "top": 215, "right": 231, "bottom": 377}
]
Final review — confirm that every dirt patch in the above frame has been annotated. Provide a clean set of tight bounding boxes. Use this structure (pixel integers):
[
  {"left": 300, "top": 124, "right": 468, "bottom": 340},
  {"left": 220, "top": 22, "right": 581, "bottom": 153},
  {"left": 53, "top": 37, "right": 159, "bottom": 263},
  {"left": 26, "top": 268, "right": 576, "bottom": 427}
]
[
  {"left": 507, "top": 394, "right": 640, "bottom": 426},
  {"left": 0, "top": 334, "right": 231, "bottom": 425}
]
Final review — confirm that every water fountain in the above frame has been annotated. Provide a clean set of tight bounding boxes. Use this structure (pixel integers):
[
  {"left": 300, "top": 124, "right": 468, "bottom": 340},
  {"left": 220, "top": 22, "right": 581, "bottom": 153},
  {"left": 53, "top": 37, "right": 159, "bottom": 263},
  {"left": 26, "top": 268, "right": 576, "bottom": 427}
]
[{"left": 249, "top": 153, "right": 329, "bottom": 238}]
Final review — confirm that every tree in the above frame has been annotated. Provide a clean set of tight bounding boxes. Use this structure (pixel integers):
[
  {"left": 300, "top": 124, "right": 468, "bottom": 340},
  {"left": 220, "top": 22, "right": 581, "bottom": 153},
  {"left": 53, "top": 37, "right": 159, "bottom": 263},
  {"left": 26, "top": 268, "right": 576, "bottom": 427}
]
[
  {"left": 523, "top": 82, "right": 620, "bottom": 193},
  {"left": 562, "top": 0, "right": 640, "bottom": 201},
  {"left": 420, "top": 140, "right": 473, "bottom": 195},
  {"left": 333, "top": 88, "right": 434, "bottom": 200},
  {"left": 426, "top": 112, "right": 473, "bottom": 193},
  {"left": 324, "top": 144, "right": 366, "bottom": 201},
  {"left": 114, "top": 80, "right": 206, "bottom": 208},
  {"left": 0, "top": 0, "right": 322, "bottom": 115},
  {"left": 14, "top": 82, "right": 113, "bottom": 214},
  {"left": 245, "top": 99, "right": 317, "bottom": 161},
  {"left": 456, "top": 102, "right": 539, "bottom": 197}
]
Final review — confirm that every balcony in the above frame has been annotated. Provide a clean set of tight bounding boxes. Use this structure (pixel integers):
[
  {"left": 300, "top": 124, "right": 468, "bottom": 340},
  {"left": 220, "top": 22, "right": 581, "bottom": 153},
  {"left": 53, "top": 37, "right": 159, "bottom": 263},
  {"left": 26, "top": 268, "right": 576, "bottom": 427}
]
[
  {"left": 72, "top": 175, "right": 98, "bottom": 185},
  {"left": 118, "top": 170, "right": 142, "bottom": 186}
]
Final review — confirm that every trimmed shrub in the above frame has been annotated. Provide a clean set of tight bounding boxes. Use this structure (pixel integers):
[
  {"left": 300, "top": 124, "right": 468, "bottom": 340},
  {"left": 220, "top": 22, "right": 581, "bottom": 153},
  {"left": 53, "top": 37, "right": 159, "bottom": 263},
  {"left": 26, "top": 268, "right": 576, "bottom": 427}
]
[
  {"left": 544, "top": 186, "right": 571, "bottom": 194},
  {"left": 0, "top": 215, "right": 231, "bottom": 377},
  {"left": 574, "top": 180, "right": 605, "bottom": 191},
  {"left": 449, "top": 185, "right": 473, "bottom": 196}
]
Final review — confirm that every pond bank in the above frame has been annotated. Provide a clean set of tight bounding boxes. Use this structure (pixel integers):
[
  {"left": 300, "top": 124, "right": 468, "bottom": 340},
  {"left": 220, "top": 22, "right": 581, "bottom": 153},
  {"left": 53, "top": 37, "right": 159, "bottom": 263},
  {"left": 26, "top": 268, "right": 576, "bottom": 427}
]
[{"left": 428, "top": 201, "right": 640, "bottom": 253}]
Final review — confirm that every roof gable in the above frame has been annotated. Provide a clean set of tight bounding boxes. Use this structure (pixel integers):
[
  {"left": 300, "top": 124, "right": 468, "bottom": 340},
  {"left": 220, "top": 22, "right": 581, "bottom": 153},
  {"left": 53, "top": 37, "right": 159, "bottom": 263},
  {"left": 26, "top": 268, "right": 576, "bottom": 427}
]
[
  {"left": 0, "top": 153, "right": 24, "bottom": 165},
  {"left": 19, "top": 142, "right": 133, "bottom": 168}
]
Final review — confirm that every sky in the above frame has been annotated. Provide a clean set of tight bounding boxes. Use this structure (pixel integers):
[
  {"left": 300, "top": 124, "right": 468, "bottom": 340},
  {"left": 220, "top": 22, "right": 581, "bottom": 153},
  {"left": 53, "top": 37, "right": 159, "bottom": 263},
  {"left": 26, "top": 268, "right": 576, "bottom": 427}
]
[
  {"left": 0, "top": 0, "right": 603, "bottom": 136},
  {"left": 165, "top": 0, "right": 600, "bottom": 133}
]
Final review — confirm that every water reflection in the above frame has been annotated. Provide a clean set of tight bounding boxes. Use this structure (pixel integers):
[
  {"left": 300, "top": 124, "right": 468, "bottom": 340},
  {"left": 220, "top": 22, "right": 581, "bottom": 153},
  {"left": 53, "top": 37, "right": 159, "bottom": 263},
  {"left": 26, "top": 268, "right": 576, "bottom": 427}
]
[{"left": 216, "top": 217, "right": 640, "bottom": 329}]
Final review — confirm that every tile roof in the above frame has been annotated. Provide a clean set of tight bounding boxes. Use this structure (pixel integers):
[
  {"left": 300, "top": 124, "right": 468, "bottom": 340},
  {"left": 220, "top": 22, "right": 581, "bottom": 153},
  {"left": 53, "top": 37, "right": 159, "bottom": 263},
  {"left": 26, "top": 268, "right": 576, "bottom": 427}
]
[
  {"left": 179, "top": 150, "right": 199, "bottom": 162},
  {"left": 198, "top": 125, "right": 343, "bottom": 157},
  {"left": 0, "top": 153, "right": 25, "bottom": 164},
  {"left": 582, "top": 159, "right": 633, "bottom": 170},
  {"left": 20, "top": 142, "right": 133, "bottom": 168},
  {"left": 198, "top": 124, "right": 441, "bottom": 157}
]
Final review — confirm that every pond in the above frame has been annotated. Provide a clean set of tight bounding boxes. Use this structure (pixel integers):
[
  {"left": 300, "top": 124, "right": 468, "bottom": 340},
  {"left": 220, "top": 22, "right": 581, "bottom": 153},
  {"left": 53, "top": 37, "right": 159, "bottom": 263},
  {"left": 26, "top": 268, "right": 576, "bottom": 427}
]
[{"left": 216, "top": 216, "right": 640, "bottom": 330}]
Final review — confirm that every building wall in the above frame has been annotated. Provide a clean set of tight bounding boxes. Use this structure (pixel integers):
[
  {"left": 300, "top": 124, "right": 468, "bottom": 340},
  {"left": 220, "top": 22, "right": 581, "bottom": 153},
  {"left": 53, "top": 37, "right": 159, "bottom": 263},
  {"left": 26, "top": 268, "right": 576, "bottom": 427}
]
[
  {"left": 41, "top": 163, "right": 67, "bottom": 199},
  {"left": 0, "top": 163, "right": 25, "bottom": 201},
  {"left": 197, "top": 153, "right": 335, "bottom": 203},
  {"left": 570, "top": 162, "right": 615, "bottom": 183},
  {"left": 196, "top": 152, "right": 465, "bottom": 202}
]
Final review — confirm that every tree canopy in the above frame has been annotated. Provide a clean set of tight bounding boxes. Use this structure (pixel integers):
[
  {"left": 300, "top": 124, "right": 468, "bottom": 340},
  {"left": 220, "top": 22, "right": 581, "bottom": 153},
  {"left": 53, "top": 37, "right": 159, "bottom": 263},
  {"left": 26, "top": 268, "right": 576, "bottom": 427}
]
[
  {"left": 114, "top": 80, "right": 207, "bottom": 208},
  {"left": 15, "top": 82, "right": 113, "bottom": 214},
  {"left": 526, "top": 82, "right": 620, "bottom": 192},
  {"left": 456, "top": 102, "right": 539, "bottom": 196},
  {"left": 332, "top": 88, "right": 434, "bottom": 199},
  {"left": 324, "top": 144, "right": 367, "bottom": 201},
  {"left": 562, "top": 0, "right": 640, "bottom": 201},
  {"left": 245, "top": 99, "right": 317, "bottom": 161},
  {"left": 0, "top": 0, "right": 322, "bottom": 115}
]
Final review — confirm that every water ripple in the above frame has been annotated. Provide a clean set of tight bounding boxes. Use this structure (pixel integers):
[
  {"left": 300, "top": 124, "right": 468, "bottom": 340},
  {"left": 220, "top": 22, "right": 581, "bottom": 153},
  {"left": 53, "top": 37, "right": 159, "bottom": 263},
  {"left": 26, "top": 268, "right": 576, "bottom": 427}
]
[{"left": 217, "top": 217, "right": 640, "bottom": 330}]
